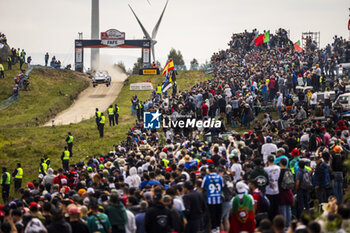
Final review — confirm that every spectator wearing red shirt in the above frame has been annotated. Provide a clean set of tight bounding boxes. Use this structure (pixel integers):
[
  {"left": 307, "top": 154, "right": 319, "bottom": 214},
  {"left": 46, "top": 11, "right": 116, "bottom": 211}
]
[
  {"left": 53, "top": 168, "right": 68, "bottom": 190},
  {"left": 67, "top": 165, "right": 79, "bottom": 188},
  {"left": 201, "top": 102, "right": 208, "bottom": 118}
]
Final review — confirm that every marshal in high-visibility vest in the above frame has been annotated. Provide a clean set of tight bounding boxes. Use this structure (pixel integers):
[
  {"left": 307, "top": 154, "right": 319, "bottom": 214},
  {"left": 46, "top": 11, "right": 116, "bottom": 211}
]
[
  {"left": 156, "top": 85, "right": 162, "bottom": 94},
  {"left": 0, "top": 172, "right": 11, "bottom": 185},
  {"left": 108, "top": 107, "right": 114, "bottom": 115},
  {"left": 15, "top": 168, "right": 23, "bottom": 179},
  {"left": 0, "top": 64, "right": 4, "bottom": 71},
  {"left": 115, "top": 106, "right": 120, "bottom": 114},
  {"left": 39, "top": 163, "right": 48, "bottom": 173},
  {"left": 63, "top": 150, "right": 70, "bottom": 160},
  {"left": 95, "top": 110, "right": 101, "bottom": 118},
  {"left": 100, "top": 115, "right": 106, "bottom": 124},
  {"left": 44, "top": 158, "right": 51, "bottom": 167},
  {"left": 67, "top": 135, "right": 74, "bottom": 144}
]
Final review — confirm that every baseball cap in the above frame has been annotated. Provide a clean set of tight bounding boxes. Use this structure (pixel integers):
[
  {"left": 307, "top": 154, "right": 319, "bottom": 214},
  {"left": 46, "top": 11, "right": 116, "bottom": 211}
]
[
  {"left": 87, "top": 187, "right": 95, "bottom": 194},
  {"left": 236, "top": 181, "right": 249, "bottom": 194},
  {"left": 27, "top": 182, "right": 34, "bottom": 189},
  {"left": 44, "top": 193, "right": 52, "bottom": 201},
  {"left": 277, "top": 148, "right": 285, "bottom": 154},
  {"left": 29, "top": 202, "right": 38, "bottom": 211},
  {"left": 78, "top": 189, "right": 86, "bottom": 195},
  {"left": 266, "top": 136, "right": 272, "bottom": 142},
  {"left": 68, "top": 206, "right": 81, "bottom": 215},
  {"left": 333, "top": 145, "right": 342, "bottom": 153}
]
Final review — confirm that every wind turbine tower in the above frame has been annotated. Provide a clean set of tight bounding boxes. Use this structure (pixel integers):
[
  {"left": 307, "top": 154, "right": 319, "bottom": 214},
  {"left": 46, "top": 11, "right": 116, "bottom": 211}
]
[
  {"left": 91, "top": 0, "right": 100, "bottom": 71},
  {"left": 129, "top": 0, "right": 169, "bottom": 63}
]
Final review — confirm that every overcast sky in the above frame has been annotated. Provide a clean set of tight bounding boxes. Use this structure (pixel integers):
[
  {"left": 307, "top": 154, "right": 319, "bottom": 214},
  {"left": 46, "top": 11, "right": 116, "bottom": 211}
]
[{"left": 1, "top": 0, "right": 349, "bottom": 68}]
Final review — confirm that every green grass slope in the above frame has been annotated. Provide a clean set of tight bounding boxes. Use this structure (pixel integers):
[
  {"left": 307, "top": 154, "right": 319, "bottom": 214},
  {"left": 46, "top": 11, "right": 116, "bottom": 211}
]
[{"left": 0, "top": 67, "right": 90, "bottom": 127}]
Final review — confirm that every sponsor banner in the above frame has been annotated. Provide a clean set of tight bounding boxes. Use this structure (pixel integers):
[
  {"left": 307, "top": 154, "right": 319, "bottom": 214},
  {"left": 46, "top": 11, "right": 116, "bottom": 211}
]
[
  {"left": 101, "top": 29, "right": 125, "bottom": 40},
  {"left": 142, "top": 69, "right": 157, "bottom": 75},
  {"left": 143, "top": 48, "right": 150, "bottom": 64},
  {"left": 130, "top": 82, "right": 153, "bottom": 91},
  {"left": 101, "top": 39, "right": 124, "bottom": 47},
  {"left": 101, "top": 29, "right": 126, "bottom": 47},
  {"left": 75, "top": 48, "right": 83, "bottom": 63}
]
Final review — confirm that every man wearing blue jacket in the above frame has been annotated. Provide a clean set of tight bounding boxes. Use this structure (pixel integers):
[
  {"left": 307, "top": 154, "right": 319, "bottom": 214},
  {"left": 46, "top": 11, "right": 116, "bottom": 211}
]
[{"left": 313, "top": 156, "right": 331, "bottom": 203}]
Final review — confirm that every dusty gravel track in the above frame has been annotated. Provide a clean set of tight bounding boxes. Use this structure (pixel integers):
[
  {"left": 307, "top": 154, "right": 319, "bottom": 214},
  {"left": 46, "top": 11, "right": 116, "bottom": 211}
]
[{"left": 44, "top": 73, "right": 126, "bottom": 126}]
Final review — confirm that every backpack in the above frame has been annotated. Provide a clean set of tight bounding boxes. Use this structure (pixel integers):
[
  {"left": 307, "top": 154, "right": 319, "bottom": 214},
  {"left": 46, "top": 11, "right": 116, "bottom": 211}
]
[
  {"left": 300, "top": 170, "right": 313, "bottom": 190},
  {"left": 222, "top": 174, "right": 235, "bottom": 202},
  {"left": 332, "top": 153, "right": 343, "bottom": 172},
  {"left": 281, "top": 169, "right": 295, "bottom": 190},
  {"left": 256, "top": 191, "right": 270, "bottom": 213}
]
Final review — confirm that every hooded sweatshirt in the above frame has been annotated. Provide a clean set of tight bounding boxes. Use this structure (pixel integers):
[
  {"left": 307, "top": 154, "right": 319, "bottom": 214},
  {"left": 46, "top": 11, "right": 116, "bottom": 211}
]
[
  {"left": 125, "top": 167, "right": 141, "bottom": 188},
  {"left": 106, "top": 202, "right": 128, "bottom": 229},
  {"left": 42, "top": 168, "right": 55, "bottom": 187}
]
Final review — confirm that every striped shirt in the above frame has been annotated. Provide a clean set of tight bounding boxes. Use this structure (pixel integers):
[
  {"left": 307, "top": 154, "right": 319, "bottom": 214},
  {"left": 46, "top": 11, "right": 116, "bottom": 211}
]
[{"left": 201, "top": 173, "right": 224, "bottom": 205}]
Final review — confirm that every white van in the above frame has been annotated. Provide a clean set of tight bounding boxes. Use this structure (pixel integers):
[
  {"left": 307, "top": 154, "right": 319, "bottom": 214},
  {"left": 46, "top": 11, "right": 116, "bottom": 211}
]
[
  {"left": 316, "top": 91, "right": 336, "bottom": 103},
  {"left": 337, "top": 93, "right": 350, "bottom": 112}
]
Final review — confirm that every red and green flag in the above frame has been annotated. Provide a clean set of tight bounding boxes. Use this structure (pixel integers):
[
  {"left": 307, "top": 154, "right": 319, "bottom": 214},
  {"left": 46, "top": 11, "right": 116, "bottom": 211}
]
[
  {"left": 263, "top": 30, "right": 270, "bottom": 43},
  {"left": 294, "top": 40, "right": 303, "bottom": 52},
  {"left": 254, "top": 30, "right": 270, "bottom": 46},
  {"left": 254, "top": 34, "right": 264, "bottom": 46}
]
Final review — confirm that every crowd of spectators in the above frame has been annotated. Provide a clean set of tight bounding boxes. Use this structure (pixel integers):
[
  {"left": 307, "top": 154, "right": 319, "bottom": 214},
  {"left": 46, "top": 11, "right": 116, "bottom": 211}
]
[
  {"left": 0, "top": 32, "right": 30, "bottom": 98},
  {"left": 0, "top": 33, "right": 7, "bottom": 45},
  {"left": 1, "top": 28, "right": 350, "bottom": 233}
]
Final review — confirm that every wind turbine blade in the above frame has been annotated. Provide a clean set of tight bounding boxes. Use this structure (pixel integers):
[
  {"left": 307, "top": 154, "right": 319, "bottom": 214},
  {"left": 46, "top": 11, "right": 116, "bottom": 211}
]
[
  {"left": 151, "top": 45, "right": 155, "bottom": 62},
  {"left": 128, "top": 4, "right": 151, "bottom": 39},
  {"left": 147, "top": 0, "right": 151, "bottom": 5},
  {"left": 151, "top": 0, "right": 169, "bottom": 39}
]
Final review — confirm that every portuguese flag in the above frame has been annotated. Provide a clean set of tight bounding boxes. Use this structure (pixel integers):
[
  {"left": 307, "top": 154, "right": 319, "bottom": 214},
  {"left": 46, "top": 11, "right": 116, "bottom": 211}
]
[
  {"left": 254, "top": 30, "right": 270, "bottom": 46},
  {"left": 294, "top": 40, "right": 303, "bottom": 52},
  {"left": 254, "top": 34, "right": 264, "bottom": 46}
]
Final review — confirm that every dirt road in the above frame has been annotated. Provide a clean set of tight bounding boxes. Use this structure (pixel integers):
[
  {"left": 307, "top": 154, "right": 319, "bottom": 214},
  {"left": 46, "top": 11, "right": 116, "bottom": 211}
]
[{"left": 44, "top": 74, "right": 126, "bottom": 126}]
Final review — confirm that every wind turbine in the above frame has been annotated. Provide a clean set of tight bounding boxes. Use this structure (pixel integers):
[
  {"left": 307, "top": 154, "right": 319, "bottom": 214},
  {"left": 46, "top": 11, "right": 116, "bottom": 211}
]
[{"left": 128, "top": 0, "right": 169, "bottom": 62}]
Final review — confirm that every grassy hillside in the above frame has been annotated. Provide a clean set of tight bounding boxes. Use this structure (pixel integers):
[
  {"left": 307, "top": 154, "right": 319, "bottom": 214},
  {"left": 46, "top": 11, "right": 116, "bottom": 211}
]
[
  {"left": 0, "top": 67, "right": 90, "bottom": 128},
  {"left": 0, "top": 70, "right": 211, "bottom": 201}
]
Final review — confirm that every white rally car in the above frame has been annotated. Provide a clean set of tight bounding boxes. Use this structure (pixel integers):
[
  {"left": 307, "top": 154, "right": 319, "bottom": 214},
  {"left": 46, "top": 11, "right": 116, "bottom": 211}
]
[{"left": 92, "top": 71, "right": 111, "bottom": 87}]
